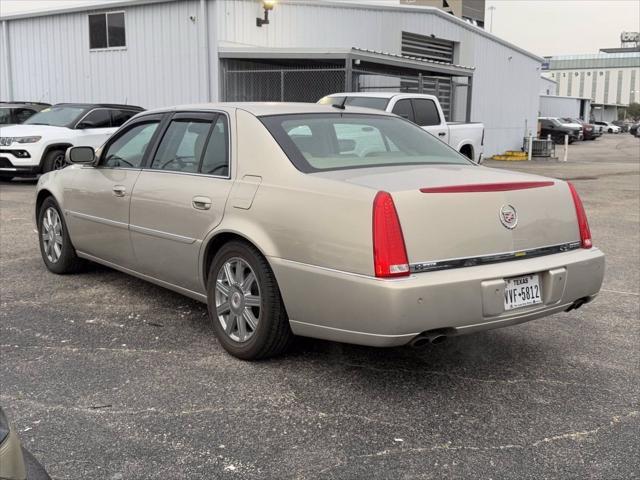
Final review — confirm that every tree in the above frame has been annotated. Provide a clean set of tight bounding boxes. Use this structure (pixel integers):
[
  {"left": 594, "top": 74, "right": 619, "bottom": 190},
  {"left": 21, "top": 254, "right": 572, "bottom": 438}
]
[{"left": 627, "top": 102, "right": 640, "bottom": 121}]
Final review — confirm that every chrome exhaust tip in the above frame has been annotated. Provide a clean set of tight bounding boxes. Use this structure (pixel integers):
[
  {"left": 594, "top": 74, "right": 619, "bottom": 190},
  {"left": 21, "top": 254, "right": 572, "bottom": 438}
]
[{"left": 409, "top": 330, "right": 450, "bottom": 348}]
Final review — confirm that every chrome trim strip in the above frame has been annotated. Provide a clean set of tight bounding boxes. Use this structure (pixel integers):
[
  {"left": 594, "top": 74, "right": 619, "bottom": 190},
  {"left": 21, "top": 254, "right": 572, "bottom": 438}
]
[
  {"left": 410, "top": 242, "right": 582, "bottom": 273},
  {"left": 76, "top": 251, "right": 207, "bottom": 303},
  {"left": 0, "top": 167, "right": 17, "bottom": 171},
  {"left": 129, "top": 224, "right": 196, "bottom": 244},
  {"left": 138, "top": 168, "right": 230, "bottom": 180},
  {"left": 66, "top": 210, "right": 128, "bottom": 230}
]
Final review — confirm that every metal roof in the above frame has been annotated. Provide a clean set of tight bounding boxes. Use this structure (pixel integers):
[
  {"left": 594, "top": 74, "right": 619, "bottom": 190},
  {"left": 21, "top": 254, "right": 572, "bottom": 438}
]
[
  {"left": 0, "top": 0, "right": 172, "bottom": 20},
  {"left": 545, "top": 52, "right": 640, "bottom": 70},
  {"left": 0, "top": 0, "right": 544, "bottom": 64},
  {"left": 218, "top": 46, "right": 474, "bottom": 77}
]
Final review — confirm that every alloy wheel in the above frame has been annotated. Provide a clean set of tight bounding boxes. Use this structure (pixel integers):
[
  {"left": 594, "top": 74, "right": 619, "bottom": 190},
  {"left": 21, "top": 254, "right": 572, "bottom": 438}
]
[
  {"left": 52, "top": 153, "right": 66, "bottom": 170},
  {"left": 42, "top": 207, "right": 63, "bottom": 263},
  {"left": 215, "top": 257, "right": 261, "bottom": 343}
]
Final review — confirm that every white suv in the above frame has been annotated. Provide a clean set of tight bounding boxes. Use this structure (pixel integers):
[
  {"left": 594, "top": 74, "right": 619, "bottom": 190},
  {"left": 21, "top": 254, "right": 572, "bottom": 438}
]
[{"left": 0, "top": 103, "right": 143, "bottom": 180}]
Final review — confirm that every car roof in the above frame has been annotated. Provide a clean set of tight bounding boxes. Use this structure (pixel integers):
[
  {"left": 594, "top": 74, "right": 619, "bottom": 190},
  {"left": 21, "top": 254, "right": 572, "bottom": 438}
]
[
  {"left": 52, "top": 103, "right": 145, "bottom": 111},
  {"left": 140, "top": 102, "right": 397, "bottom": 117},
  {"left": 0, "top": 102, "right": 50, "bottom": 109}
]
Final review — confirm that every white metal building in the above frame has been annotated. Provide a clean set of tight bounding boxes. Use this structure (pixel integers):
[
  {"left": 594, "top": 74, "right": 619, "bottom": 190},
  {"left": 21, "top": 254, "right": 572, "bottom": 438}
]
[
  {"left": 542, "top": 53, "right": 640, "bottom": 107},
  {"left": 539, "top": 95, "right": 591, "bottom": 122},
  {"left": 0, "top": 0, "right": 545, "bottom": 156},
  {"left": 540, "top": 76, "right": 557, "bottom": 96}
]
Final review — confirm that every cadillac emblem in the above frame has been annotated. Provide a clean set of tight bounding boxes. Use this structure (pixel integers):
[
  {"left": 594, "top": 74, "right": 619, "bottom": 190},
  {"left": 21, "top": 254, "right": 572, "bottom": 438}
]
[{"left": 499, "top": 205, "right": 518, "bottom": 229}]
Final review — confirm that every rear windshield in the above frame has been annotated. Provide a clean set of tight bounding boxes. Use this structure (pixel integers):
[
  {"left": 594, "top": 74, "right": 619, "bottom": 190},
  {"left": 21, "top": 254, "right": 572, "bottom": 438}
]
[
  {"left": 317, "top": 96, "right": 390, "bottom": 111},
  {"left": 261, "top": 113, "right": 471, "bottom": 173}
]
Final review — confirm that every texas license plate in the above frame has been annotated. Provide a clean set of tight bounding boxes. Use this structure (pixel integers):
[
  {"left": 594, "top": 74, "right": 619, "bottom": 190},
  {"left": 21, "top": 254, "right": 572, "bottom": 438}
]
[{"left": 504, "top": 274, "right": 542, "bottom": 311}]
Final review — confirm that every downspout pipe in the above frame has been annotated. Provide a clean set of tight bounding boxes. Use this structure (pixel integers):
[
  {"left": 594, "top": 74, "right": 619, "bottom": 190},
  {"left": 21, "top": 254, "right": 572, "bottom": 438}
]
[{"left": 200, "top": 0, "right": 211, "bottom": 102}]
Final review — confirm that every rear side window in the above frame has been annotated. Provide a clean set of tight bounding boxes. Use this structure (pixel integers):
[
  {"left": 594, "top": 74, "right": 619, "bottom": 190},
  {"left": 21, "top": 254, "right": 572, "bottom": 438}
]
[
  {"left": 112, "top": 109, "right": 138, "bottom": 127},
  {"left": 79, "top": 109, "right": 111, "bottom": 128},
  {"left": 261, "top": 113, "right": 470, "bottom": 173},
  {"left": 412, "top": 99, "right": 440, "bottom": 126},
  {"left": 391, "top": 99, "right": 414, "bottom": 122},
  {"left": 200, "top": 116, "right": 229, "bottom": 176}
]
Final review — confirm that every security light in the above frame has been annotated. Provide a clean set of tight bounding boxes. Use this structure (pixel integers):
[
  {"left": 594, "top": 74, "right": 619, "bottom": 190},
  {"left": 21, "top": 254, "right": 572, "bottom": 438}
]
[{"left": 257, "top": 0, "right": 276, "bottom": 27}]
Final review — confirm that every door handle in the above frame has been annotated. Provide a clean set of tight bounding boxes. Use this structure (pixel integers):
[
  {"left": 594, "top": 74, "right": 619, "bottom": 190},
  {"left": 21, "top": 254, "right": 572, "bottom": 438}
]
[
  {"left": 192, "top": 196, "right": 212, "bottom": 210},
  {"left": 438, "top": 132, "right": 446, "bottom": 137},
  {"left": 113, "top": 185, "right": 126, "bottom": 197}
]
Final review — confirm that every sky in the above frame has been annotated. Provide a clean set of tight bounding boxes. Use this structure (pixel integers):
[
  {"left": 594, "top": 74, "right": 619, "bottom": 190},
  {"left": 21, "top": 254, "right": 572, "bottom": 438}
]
[{"left": 1, "top": 0, "right": 639, "bottom": 57}]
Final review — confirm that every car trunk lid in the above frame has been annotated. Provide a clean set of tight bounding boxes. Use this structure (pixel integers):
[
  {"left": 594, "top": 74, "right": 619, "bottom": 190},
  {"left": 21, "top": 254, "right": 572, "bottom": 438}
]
[{"left": 312, "top": 164, "right": 581, "bottom": 269}]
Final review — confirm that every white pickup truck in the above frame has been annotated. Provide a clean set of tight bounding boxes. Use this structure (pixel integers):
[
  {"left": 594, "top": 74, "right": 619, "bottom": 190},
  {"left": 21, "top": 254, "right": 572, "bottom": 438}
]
[{"left": 318, "top": 92, "right": 484, "bottom": 163}]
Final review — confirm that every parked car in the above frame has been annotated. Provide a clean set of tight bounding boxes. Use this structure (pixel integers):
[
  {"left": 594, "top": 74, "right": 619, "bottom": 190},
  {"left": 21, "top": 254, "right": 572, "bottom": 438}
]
[
  {"left": 538, "top": 117, "right": 581, "bottom": 144},
  {"left": 628, "top": 123, "right": 639, "bottom": 135},
  {"left": 318, "top": 92, "right": 485, "bottom": 163},
  {"left": 35, "top": 103, "right": 604, "bottom": 360},
  {"left": 594, "top": 121, "right": 620, "bottom": 133},
  {"left": 0, "top": 103, "right": 144, "bottom": 181},
  {"left": 562, "top": 117, "right": 599, "bottom": 140},
  {"left": 0, "top": 102, "right": 50, "bottom": 125},
  {"left": 612, "top": 120, "right": 630, "bottom": 133},
  {"left": 0, "top": 407, "right": 51, "bottom": 479}
]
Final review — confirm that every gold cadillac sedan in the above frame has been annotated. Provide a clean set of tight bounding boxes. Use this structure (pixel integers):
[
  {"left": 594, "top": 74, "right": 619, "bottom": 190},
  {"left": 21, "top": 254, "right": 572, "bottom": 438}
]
[{"left": 35, "top": 103, "right": 605, "bottom": 360}]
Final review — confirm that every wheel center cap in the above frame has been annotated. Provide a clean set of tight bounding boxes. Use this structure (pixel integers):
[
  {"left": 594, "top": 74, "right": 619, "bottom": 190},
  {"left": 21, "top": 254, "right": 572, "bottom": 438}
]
[{"left": 231, "top": 291, "right": 243, "bottom": 310}]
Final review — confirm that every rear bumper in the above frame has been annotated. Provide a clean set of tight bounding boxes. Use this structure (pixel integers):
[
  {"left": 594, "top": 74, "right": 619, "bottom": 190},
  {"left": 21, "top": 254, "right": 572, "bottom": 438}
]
[{"left": 270, "top": 248, "right": 605, "bottom": 347}]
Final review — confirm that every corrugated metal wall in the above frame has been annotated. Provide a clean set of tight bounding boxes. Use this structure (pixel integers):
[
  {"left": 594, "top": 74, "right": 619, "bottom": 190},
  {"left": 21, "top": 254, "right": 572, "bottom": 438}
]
[
  {"left": 1, "top": 0, "right": 543, "bottom": 156},
  {"left": 1, "top": 0, "right": 205, "bottom": 108},
  {"left": 539, "top": 96, "right": 581, "bottom": 120}
]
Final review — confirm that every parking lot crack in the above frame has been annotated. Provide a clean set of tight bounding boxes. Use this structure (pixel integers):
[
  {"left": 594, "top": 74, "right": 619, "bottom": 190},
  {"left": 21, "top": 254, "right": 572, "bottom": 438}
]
[{"left": 531, "top": 410, "right": 639, "bottom": 447}]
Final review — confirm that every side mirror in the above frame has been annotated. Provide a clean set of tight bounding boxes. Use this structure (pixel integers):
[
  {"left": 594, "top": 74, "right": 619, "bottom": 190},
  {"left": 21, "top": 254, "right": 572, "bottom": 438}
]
[
  {"left": 76, "top": 121, "right": 96, "bottom": 130},
  {"left": 66, "top": 146, "right": 95, "bottom": 164}
]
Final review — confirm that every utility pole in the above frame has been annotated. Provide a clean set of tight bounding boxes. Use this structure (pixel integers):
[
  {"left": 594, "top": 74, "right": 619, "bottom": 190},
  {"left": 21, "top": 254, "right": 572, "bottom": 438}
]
[{"left": 488, "top": 5, "right": 496, "bottom": 33}]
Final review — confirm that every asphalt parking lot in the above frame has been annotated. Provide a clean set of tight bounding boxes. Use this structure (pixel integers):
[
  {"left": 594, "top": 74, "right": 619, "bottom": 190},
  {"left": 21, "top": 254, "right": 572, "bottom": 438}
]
[{"left": 1, "top": 134, "right": 638, "bottom": 479}]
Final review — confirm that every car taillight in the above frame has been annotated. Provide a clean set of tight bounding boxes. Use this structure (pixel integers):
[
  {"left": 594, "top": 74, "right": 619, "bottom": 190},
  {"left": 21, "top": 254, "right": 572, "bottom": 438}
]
[
  {"left": 373, "top": 191, "right": 409, "bottom": 278},
  {"left": 567, "top": 182, "right": 592, "bottom": 249}
]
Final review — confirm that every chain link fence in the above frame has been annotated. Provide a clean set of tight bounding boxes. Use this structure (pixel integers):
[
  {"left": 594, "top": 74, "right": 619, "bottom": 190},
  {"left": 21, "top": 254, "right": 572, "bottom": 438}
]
[
  {"left": 223, "top": 68, "right": 346, "bottom": 103},
  {"left": 221, "top": 60, "right": 465, "bottom": 121}
]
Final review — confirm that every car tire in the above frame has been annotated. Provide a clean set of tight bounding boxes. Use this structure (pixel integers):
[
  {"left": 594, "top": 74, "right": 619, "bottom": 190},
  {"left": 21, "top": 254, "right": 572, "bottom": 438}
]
[
  {"left": 37, "top": 197, "right": 84, "bottom": 274},
  {"left": 608, "top": 128, "right": 613, "bottom": 133},
  {"left": 207, "top": 240, "right": 293, "bottom": 360},
  {"left": 41, "top": 149, "right": 66, "bottom": 174}
]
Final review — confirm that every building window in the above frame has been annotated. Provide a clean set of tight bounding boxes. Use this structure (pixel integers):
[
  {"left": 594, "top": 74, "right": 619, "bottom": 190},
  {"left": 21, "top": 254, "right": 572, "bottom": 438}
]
[{"left": 89, "top": 12, "right": 126, "bottom": 49}]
